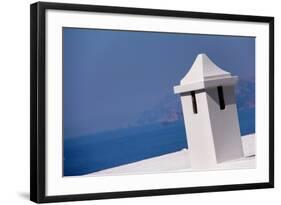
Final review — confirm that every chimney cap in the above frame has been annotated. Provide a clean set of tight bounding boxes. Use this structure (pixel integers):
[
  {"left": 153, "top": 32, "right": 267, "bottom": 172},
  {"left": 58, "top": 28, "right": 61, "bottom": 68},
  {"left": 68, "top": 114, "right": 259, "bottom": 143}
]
[{"left": 174, "top": 54, "right": 238, "bottom": 94}]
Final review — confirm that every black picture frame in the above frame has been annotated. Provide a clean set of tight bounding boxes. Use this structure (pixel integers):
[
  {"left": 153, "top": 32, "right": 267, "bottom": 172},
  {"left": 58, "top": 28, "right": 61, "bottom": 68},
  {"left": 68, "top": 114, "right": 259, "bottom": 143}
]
[{"left": 30, "top": 1, "right": 274, "bottom": 203}]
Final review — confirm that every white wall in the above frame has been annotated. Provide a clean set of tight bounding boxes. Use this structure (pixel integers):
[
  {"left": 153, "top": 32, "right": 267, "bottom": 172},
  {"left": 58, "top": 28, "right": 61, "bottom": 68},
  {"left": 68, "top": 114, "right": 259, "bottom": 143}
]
[{"left": 0, "top": 0, "right": 279, "bottom": 204}]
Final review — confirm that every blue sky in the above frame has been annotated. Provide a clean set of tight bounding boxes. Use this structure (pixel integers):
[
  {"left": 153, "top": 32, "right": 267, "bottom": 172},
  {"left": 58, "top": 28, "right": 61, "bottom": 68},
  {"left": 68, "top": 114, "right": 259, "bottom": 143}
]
[{"left": 63, "top": 28, "right": 255, "bottom": 138}]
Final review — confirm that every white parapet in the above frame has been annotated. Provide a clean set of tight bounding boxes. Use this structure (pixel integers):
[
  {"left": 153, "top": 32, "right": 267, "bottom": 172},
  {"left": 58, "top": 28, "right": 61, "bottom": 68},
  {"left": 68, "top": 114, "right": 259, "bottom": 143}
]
[{"left": 85, "top": 134, "right": 255, "bottom": 176}]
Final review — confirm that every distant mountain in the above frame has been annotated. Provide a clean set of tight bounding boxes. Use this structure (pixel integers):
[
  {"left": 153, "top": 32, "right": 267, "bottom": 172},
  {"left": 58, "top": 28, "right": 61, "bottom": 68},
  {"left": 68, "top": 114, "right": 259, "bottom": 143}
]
[
  {"left": 134, "top": 93, "right": 183, "bottom": 126},
  {"left": 134, "top": 79, "right": 255, "bottom": 127},
  {"left": 236, "top": 78, "right": 255, "bottom": 111}
]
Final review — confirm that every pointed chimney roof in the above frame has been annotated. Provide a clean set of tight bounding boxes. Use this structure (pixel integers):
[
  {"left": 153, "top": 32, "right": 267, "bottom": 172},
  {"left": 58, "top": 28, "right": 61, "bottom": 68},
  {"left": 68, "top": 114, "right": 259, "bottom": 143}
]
[{"left": 174, "top": 53, "right": 238, "bottom": 94}]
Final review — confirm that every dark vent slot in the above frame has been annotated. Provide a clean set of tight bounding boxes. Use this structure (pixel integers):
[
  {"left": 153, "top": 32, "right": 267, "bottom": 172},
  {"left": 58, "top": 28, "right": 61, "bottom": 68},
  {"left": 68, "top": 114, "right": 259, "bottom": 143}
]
[
  {"left": 217, "top": 86, "right": 225, "bottom": 110},
  {"left": 191, "top": 91, "right": 198, "bottom": 114}
]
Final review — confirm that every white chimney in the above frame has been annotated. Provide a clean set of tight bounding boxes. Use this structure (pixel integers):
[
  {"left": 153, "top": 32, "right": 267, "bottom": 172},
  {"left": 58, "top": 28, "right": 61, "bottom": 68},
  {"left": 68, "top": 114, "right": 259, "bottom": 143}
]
[{"left": 174, "top": 53, "right": 243, "bottom": 169}]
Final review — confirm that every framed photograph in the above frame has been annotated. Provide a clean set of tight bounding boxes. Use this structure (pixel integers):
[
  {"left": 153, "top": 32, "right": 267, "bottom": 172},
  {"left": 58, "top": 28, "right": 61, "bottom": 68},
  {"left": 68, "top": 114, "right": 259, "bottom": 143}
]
[{"left": 30, "top": 2, "right": 274, "bottom": 203}]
